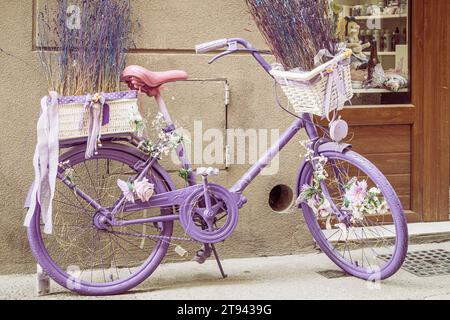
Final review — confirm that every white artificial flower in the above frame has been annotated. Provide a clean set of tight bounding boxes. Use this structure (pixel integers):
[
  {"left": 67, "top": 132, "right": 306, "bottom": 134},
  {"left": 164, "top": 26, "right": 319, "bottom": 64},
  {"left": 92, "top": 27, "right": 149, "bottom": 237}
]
[
  {"left": 369, "top": 187, "right": 381, "bottom": 195},
  {"left": 134, "top": 178, "right": 154, "bottom": 202}
]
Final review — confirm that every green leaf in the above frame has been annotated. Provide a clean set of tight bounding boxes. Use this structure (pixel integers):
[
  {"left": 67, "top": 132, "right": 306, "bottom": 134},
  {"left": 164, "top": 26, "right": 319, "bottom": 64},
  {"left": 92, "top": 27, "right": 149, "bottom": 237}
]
[{"left": 127, "top": 181, "right": 134, "bottom": 191}]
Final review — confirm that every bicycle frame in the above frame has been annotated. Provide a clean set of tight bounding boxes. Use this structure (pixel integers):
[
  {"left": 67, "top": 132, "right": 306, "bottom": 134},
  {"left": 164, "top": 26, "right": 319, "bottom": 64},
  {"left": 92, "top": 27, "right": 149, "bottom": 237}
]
[{"left": 53, "top": 38, "right": 322, "bottom": 227}]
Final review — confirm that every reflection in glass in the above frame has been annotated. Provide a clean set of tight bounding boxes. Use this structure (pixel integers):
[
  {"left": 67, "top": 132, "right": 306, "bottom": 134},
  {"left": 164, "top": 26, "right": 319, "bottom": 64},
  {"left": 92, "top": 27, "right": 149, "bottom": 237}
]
[{"left": 331, "top": 0, "right": 410, "bottom": 105}]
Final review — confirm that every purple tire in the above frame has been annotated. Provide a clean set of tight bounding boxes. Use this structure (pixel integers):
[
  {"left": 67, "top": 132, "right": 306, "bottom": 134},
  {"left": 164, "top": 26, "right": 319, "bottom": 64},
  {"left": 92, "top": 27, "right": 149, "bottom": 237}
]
[
  {"left": 27, "top": 143, "right": 175, "bottom": 295},
  {"left": 297, "top": 150, "right": 408, "bottom": 280}
]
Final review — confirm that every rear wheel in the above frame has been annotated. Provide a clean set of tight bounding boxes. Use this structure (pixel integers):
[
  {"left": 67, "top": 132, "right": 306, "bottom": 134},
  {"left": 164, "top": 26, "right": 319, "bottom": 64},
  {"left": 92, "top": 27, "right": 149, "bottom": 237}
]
[
  {"left": 298, "top": 150, "right": 408, "bottom": 280},
  {"left": 27, "top": 145, "right": 174, "bottom": 295}
]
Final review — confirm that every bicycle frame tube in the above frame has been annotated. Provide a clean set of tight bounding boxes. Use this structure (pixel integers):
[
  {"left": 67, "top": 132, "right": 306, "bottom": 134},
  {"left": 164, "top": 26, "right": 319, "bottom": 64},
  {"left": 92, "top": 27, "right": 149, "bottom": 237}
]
[{"left": 228, "top": 38, "right": 272, "bottom": 73}]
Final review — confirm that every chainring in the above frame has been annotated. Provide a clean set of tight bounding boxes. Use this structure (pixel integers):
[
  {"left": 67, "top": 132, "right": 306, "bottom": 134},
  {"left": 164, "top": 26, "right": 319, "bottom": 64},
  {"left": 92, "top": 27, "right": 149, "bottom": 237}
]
[{"left": 179, "top": 183, "right": 239, "bottom": 243}]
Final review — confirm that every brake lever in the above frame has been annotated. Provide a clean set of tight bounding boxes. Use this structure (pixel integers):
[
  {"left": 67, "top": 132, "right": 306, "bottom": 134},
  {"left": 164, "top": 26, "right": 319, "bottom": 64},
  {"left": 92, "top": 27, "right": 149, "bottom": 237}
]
[
  {"left": 208, "top": 51, "right": 233, "bottom": 64},
  {"left": 208, "top": 41, "right": 238, "bottom": 64}
]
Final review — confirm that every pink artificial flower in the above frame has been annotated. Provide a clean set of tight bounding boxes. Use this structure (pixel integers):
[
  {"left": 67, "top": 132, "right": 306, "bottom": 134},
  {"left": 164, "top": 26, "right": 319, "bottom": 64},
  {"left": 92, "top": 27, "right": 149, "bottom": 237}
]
[{"left": 345, "top": 180, "right": 368, "bottom": 206}]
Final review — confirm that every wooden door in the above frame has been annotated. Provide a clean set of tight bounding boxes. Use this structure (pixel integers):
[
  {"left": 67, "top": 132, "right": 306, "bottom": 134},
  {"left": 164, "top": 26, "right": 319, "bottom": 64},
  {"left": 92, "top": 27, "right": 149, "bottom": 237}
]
[{"left": 411, "top": 0, "right": 449, "bottom": 222}]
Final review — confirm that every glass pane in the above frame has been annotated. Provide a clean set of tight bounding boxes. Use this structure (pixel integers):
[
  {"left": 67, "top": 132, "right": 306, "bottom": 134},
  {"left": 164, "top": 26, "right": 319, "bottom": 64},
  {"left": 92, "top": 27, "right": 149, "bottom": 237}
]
[{"left": 331, "top": 0, "right": 410, "bottom": 105}]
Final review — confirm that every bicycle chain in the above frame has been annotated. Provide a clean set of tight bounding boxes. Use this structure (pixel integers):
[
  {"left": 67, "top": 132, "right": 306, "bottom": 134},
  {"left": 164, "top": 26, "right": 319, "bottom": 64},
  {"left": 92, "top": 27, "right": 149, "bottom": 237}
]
[{"left": 107, "top": 229, "right": 195, "bottom": 242}]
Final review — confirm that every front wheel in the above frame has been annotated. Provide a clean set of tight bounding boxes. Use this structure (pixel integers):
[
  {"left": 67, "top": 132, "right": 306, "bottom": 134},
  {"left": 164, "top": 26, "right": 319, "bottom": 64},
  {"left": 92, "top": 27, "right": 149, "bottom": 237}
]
[{"left": 297, "top": 150, "right": 408, "bottom": 280}]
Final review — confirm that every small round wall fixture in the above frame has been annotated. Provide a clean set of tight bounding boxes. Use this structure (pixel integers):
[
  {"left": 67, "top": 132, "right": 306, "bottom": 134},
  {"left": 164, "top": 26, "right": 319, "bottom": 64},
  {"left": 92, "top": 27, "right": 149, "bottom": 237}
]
[{"left": 268, "top": 184, "right": 294, "bottom": 213}]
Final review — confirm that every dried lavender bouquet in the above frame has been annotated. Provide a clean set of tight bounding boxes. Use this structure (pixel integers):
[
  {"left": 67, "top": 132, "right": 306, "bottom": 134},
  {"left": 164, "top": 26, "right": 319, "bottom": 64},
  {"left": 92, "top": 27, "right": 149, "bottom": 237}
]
[
  {"left": 246, "top": 0, "right": 339, "bottom": 71},
  {"left": 37, "top": 0, "right": 134, "bottom": 96}
]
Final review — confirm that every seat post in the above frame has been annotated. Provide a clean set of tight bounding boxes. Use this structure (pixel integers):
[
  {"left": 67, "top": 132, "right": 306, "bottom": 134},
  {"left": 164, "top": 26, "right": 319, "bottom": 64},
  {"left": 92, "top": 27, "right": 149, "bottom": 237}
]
[{"left": 154, "top": 92, "right": 174, "bottom": 125}]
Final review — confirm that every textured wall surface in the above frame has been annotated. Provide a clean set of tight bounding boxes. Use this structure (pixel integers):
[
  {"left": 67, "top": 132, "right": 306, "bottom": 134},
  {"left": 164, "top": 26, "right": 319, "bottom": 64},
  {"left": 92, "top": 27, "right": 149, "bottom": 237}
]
[{"left": 0, "top": 0, "right": 313, "bottom": 274}]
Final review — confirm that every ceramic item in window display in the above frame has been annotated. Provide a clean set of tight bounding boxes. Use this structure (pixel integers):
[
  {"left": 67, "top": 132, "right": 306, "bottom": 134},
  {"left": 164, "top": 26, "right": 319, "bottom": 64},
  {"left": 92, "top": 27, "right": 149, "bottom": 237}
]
[
  {"left": 398, "top": 0, "right": 408, "bottom": 15},
  {"left": 385, "top": 1, "right": 399, "bottom": 15},
  {"left": 366, "top": 29, "right": 374, "bottom": 42},
  {"left": 378, "top": 1, "right": 385, "bottom": 14},
  {"left": 352, "top": 5, "right": 362, "bottom": 16},
  {"left": 367, "top": 5, "right": 382, "bottom": 17},
  {"left": 393, "top": 27, "right": 401, "bottom": 48},
  {"left": 380, "top": 29, "right": 386, "bottom": 51},
  {"left": 384, "top": 29, "right": 393, "bottom": 51},
  {"left": 362, "top": 4, "right": 369, "bottom": 16}
]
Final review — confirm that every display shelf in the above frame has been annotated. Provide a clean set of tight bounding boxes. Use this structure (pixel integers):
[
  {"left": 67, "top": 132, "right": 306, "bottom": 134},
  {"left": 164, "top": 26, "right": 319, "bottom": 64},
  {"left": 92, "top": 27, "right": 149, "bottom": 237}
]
[
  {"left": 354, "top": 14, "right": 408, "bottom": 20},
  {"left": 363, "top": 51, "right": 396, "bottom": 56},
  {"left": 353, "top": 88, "right": 409, "bottom": 94}
]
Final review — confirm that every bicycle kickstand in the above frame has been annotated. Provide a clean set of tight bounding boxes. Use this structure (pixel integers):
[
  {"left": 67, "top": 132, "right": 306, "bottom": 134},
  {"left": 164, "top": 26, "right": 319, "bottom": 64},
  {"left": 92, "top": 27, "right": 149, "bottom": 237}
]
[{"left": 210, "top": 244, "right": 227, "bottom": 279}]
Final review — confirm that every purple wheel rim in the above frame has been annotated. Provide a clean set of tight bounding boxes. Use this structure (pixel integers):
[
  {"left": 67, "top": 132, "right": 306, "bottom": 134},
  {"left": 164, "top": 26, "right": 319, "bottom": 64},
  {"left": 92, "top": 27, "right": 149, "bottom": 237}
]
[
  {"left": 297, "top": 150, "right": 408, "bottom": 280},
  {"left": 27, "top": 143, "right": 175, "bottom": 295}
]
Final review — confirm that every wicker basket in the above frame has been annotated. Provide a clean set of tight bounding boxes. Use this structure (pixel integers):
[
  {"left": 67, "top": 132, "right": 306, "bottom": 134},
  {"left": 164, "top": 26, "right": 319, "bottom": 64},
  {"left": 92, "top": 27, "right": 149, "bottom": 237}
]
[
  {"left": 57, "top": 90, "right": 140, "bottom": 140},
  {"left": 271, "top": 55, "right": 353, "bottom": 118}
]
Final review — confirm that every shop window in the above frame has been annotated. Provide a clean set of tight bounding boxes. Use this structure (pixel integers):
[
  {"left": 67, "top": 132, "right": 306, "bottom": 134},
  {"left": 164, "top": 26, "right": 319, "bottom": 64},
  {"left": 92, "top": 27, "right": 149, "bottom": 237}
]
[{"left": 332, "top": 0, "right": 410, "bottom": 105}]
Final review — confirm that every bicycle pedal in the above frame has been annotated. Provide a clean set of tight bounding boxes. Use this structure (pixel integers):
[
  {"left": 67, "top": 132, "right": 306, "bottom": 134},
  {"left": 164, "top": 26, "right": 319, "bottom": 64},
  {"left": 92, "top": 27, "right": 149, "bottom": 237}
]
[
  {"left": 196, "top": 167, "right": 219, "bottom": 177},
  {"left": 193, "top": 244, "right": 212, "bottom": 264}
]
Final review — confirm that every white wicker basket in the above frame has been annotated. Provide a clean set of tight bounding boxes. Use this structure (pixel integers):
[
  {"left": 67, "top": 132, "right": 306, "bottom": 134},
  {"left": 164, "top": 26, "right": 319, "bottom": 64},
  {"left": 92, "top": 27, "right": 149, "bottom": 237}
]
[
  {"left": 270, "top": 52, "right": 354, "bottom": 118},
  {"left": 57, "top": 91, "right": 140, "bottom": 140}
]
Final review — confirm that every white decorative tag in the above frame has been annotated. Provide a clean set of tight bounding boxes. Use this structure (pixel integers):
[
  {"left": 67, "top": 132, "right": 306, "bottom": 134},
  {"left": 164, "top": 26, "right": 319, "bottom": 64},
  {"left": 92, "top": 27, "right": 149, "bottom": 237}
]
[{"left": 175, "top": 245, "right": 188, "bottom": 257}]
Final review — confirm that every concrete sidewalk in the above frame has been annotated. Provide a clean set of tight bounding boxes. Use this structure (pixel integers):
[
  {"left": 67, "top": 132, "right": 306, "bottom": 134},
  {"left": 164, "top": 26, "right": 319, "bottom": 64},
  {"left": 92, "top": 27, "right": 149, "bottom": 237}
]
[{"left": 1, "top": 241, "right": 450, "bottom": 300}]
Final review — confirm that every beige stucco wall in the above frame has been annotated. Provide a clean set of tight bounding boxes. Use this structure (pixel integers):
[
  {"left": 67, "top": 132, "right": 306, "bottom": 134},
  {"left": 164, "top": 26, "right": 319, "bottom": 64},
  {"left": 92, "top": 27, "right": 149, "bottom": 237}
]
[{"left": 0, "top": 0, "right": 313, "bottom": 274}]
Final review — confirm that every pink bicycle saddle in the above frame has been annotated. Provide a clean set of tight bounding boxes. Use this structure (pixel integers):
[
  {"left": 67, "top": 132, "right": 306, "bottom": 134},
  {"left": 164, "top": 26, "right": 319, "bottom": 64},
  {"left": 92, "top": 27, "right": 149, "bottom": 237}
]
[{"left": 121, "top": 65, "right": 188, "bottom": 96}]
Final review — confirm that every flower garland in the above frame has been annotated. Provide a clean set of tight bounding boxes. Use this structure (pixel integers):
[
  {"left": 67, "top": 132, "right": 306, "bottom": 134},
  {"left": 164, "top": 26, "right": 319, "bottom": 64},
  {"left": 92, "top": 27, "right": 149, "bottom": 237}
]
[
  {"left": 117, "top": 112, "right": 190, "bottom": 202},
  {"left": 296, "top": 141, "right": 389, "bottom": 229}
]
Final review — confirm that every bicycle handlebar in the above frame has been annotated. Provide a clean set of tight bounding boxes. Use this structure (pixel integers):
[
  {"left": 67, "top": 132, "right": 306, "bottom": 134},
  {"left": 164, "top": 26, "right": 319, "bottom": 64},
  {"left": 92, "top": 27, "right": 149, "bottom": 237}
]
[
  {"left": 195, "top": 38, "right": 272, "bottom": 74},
  {"left": 195, "top": 39, "right": 228, "bottom": 54}
]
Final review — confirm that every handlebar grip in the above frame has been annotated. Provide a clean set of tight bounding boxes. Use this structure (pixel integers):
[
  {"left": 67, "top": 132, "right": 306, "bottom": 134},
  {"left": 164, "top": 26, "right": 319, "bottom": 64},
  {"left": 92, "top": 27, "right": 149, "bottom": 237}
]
[{"left": 195, "top": 39, "right": 228, "bottom": 54}]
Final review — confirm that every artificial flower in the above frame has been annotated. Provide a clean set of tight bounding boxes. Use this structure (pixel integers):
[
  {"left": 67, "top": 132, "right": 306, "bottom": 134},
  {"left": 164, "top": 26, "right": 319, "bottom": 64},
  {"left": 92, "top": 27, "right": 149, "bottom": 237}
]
[
  {"left": 134, "top": 178, "right": 154, "bottom": 202},
  {"left": 317, "top": 198, "right": 333, "bottom": 218},
  {"left": 117, "top": 179, "right": 135, "bottom": 203},
  {"left": 377, "top": 200, "right": 389, "bottom": 215},
  {"left": 369, "top": 187, "right": 381, "bottom": 195},
  {"left": 345, "top": 180, "right": 368, "bottom": 206}
]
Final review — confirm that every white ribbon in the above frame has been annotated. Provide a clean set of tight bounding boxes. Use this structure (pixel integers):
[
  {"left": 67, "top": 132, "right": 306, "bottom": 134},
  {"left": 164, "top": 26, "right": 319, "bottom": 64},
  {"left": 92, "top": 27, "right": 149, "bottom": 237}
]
[
  {"left": 314, "top": 43, "right": 347, "bottom": 66},
  {"left": 24, "top": 91, "right": 59, "bottom": 234},
  {"left": 81, "top": 93, "right": 106, "bottom": 159},
  {"left": 314, "top": 44, "right": 351, "bottom": 121}
]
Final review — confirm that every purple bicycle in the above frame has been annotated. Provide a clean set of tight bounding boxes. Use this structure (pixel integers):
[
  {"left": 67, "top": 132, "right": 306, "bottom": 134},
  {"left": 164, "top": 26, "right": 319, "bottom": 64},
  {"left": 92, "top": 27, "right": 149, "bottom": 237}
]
[{"left": 26, "top": 38, "right": 408, "bottom": 295}]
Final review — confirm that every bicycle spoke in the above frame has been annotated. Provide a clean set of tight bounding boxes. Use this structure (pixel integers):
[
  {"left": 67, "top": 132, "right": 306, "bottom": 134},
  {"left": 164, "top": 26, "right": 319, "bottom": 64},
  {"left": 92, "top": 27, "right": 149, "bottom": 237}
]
[
  {"left": 301, "top": 151, "right": 405, "bottom": 277},
  {"left": 36, "top": 153, "right": 174, "bottom": 288}
]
